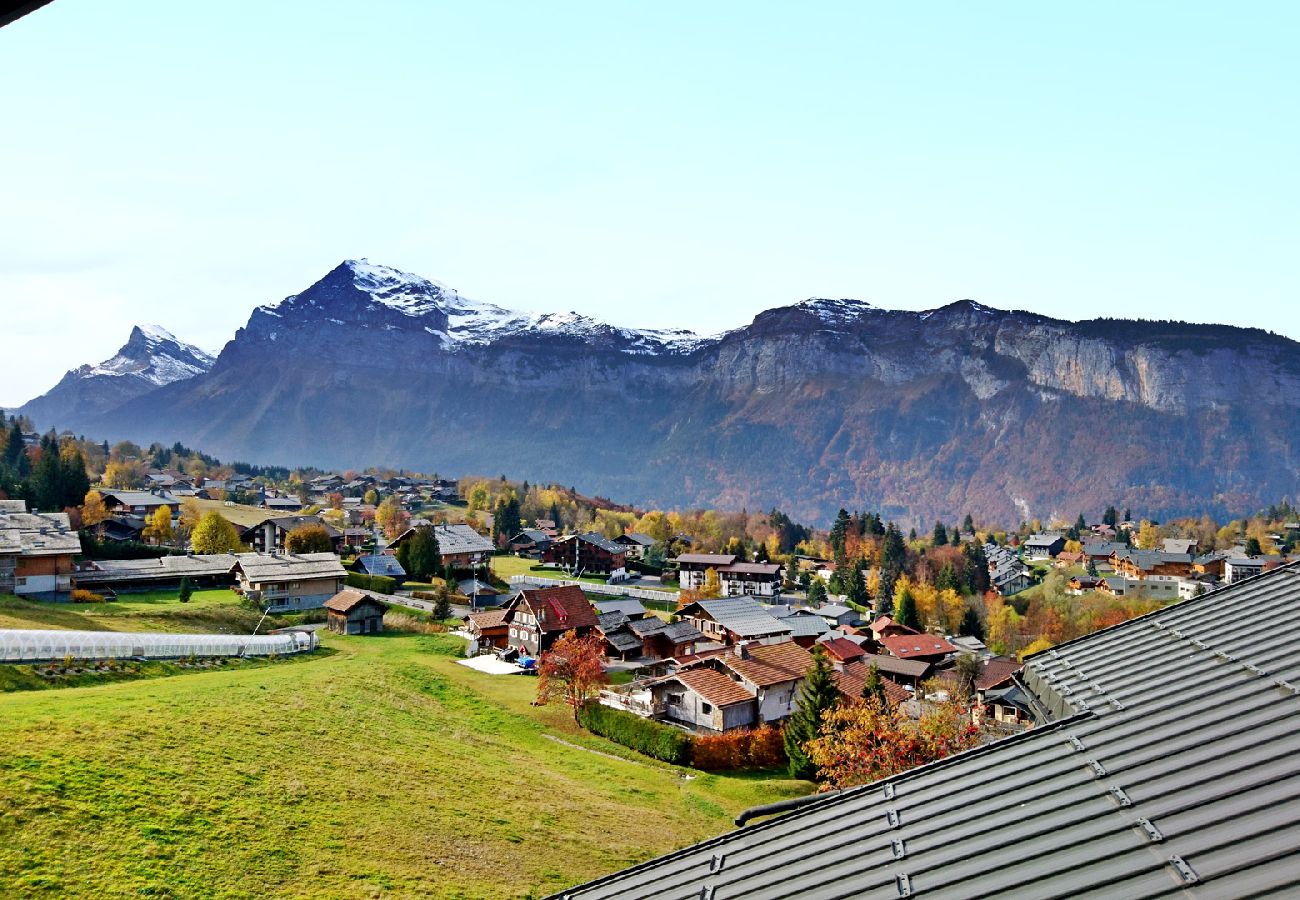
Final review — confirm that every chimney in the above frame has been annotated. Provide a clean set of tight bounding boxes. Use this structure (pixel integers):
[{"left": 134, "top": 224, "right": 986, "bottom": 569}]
[{"left": 734, "top": 642, "right": 749, "bottom": 659}]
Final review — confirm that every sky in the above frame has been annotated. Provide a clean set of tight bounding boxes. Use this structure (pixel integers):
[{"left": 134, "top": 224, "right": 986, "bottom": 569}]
[{"left": 1, "top": 1, "right": 1297, "bottom": 405}]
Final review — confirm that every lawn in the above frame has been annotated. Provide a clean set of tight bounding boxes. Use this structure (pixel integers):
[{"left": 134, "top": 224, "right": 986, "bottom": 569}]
[{"left": 0, "top": 607, "right": 808, "bottom": 898}]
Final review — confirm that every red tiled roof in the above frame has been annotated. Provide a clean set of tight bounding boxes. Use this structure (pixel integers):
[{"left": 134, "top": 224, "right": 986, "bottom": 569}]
[
  {"left": 976, "top": 656, "right": 1022, "bottom": 691},
  {"left": 518, "top": 585, "right": 598, "bottom": 633},
  {"left": 869, "top": 615, "right": 919, "bottom": 637},
  {"left": 820, "top": 637, "right": 866, "bottom": 662},
  {"left": 834, "top": 660, "right": 910, "bottom": 705},
  {"left": 674, "top": 667, "right": 756, "bottom": 708},
  {"left": 722, "top": 641, "right": 814, "bottom": 687},
  {"left": 881, "top": 633, "right": 957, "bottom": 659}
]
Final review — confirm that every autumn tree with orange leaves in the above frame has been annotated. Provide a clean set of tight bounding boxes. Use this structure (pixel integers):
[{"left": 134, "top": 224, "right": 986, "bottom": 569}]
[
  {"left": 536, "top": 630, "right": 609, "bottom": 723},
  {"left": 805, "top": 695, "right": 978, "bottom": 789}
]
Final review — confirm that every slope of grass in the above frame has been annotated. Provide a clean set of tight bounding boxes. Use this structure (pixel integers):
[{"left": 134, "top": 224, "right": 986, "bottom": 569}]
[
  {"left": 0, "top": 591, "right": 319, "bottom": 635},
  {"left": 0, "top": 627, "right": 808, "bottom": 898}
]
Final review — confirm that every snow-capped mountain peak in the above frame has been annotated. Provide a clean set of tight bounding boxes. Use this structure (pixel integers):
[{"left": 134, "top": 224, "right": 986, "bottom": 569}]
[
  {"left": 82, "top": 325, "right": 217, "bottom": 387},
  {"left": 258, "top": 259, "right": 716, "bottom": 356}
]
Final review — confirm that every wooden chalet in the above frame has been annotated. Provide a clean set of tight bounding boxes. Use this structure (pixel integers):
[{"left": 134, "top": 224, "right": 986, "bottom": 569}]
[
  {"left": 501, "top": 584, "right": 599, "bottom": 655},
  {"left": 542, "top": 532, "right": 628, "bottom": 575}
]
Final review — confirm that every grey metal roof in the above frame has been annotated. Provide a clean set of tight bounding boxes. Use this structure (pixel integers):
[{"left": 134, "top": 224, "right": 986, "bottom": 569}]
[
  {"left": 593, "top": 598, "right": 647, "bottom": 619},
  {"left": 232, "top": 552, "right": 347, "bottom": 584},
  {"left": 556, "top": 561, "right": 1300, "bottom": 899},
  {"left": 75, "top": 553, "right": 239, "bottom": 585},
  {"left": 429, "top": 523, "right": 494, "bottom": 555},
  {"left": 777, "top": 613, "right": 830, "bottom": 638},
  {"left": 356, "top": 554, "right": 405, "bottom": 578},
  {"left": 0, "top": 510, "right": 80, "bottom": 556},
  {"left": 686, "top": 598, "right": 793, "bottom": 639}
]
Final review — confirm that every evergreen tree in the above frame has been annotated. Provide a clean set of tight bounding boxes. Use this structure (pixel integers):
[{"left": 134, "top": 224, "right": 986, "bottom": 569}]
[
  {"left": 1245, "top": 536, "right": 1262, "bottom": 557},
  {"left": 783, "top": 646, "right": 840, "bottom": 780},
  {"left": 846, "top": 563, "right": 868, "bottom": 609},
  {"left": 806, "top": 578, "right": 828, "bottom": 606},
  {"left": 962, "top": 513, "right": 975, "bottom": 536},
  {"left": 877, "top": 523, "right": 907, "bottom": 613},
  {"left": 432, "top": 587, "right": 452, "bottom": 621},
  {"left": 829, "top": 508, "right": 851, "bottom": 557},
  {"left": 936, "top": 563, "right": 958, "bottom": 592},
  {"left": 958, "top": 606, "right": 985, "bottom": 640},
  {"left": 3, "top": 422, "right": 24, "bottom": 470},
  {"left": 60, "top": 449, "right": 90, "bottom": 509},
  {"left": 178, "top": 576, "right": 193, "bottom": 604},
  {"left": 861, "top": 663, "right": 889, "bottom": 707},
  {"left": 932, "top": 521, "right": 948, "bottom": 547},
  {"left": 402, "top": 527, "right": 444, "bottom": 581},
  {"left": 1074, "top": 513, "right": 1087, "bottom": 533},
  {"left": 961, "top": 542, "right": 990, "bottom": 595},
  {"left": 894, "top": 585, "right": 921, "bottom": 631},
  {"left": 1103, "top": 506, "right": 1119, "bottom": 527},
  {"left": 31, "top": 436, "right": 61, "bottom": 512}
]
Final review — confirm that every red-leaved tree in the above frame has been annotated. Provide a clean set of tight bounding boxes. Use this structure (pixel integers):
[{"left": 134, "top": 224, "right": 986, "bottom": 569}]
[{"left": 536, "top": 630, "right": 609, "bottom": 722}]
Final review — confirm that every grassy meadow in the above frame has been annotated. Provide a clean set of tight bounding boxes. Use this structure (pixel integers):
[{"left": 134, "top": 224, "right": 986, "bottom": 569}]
[{"left": 0, "top": 593, "right": 808, "bottom": 898}]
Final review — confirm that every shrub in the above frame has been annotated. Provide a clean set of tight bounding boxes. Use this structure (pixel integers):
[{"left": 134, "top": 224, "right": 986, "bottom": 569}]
[
  {"left": 346, "top": 572, "right": 396, "bottom": 594},
  {"left": 71, "top": 589, "right": 105, "bottom": 604},
  {"left": 578, "top": 703, "right": 691, "bottom": 766},
  {"left": 691, "top": 725, "right": 786, "bottom": 771}
]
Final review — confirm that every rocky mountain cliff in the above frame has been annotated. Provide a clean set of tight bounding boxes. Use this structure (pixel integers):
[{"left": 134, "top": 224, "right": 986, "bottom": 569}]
[
  {"left": 25, "top": 260, "right": 1300, "bottom": 526},
  {"left": 18, "top": 324, "right": 215, "bottom": 426}
]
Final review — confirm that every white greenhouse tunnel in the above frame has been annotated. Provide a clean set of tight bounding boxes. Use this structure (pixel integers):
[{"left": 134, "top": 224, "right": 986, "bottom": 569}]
[{"left": 0, "top": 629, "right": 317, "bottom": 664}]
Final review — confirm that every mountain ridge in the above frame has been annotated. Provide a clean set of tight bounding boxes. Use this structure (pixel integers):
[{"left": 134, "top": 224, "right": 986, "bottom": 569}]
[
  {"left": 18, "top": 260, "right": 1300, "bottom": 526},
  {"left": 17, "top": 324, "right": 215, "bottom": 427}
]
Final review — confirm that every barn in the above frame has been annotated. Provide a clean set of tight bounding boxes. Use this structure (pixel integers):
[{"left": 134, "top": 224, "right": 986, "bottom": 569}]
[{"left": 324, "top": 589, "right": 389, "bottom": 635}]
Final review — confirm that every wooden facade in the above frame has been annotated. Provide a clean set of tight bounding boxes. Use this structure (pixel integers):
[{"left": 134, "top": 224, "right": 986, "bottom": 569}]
[{"left": 324, "top": 589, "right": 388, "bottom": 635}]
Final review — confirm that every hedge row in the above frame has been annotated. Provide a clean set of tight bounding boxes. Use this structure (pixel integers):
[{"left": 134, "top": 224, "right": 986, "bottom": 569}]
[
  {"left": 578, "top": 703, "right": 692, "bottom": 766},
  {"left": 346, "top": 573, "right": 396, "bottom": 594},
  {"left": 690, "top": 724, "right": 785, "bottom": 771}
]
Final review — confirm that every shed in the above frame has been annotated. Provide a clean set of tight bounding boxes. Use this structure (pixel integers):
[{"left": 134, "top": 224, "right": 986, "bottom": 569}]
[{"left": 324, "top": 589, "right": 389, "bottom": 635}]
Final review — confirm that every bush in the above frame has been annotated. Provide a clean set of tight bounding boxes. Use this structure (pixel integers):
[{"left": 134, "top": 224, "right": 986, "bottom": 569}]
[
  {"left": 70, "top": 589, "right": 105, "bottom": 604},
  {"left": 578, "top": 703, "right": 691, "bottom": 766},
  {"left": 691, "top": 725, "right": 786, "bottom": 771},
  {"left": 77, "top": 533, "right": 179, "bottom": 560},
  {"left": 346, "top": 572, "right": 396, "bottom": 594}
]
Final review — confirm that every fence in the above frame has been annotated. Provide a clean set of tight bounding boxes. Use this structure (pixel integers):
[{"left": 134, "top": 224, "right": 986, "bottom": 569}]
[
  {"left": 508, "top": 575, "right": 680, "bottom": 605},
  {"left": 0, "top": 629, "right": 318, "bottom": 665}
]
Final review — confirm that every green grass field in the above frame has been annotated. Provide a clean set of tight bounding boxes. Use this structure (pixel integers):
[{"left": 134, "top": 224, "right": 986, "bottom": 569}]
[{"left": 0, "top": 595, "right": 808, "bottom": 898}]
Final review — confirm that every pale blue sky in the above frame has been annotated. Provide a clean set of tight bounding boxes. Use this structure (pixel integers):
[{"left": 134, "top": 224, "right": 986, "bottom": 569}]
[{"left": 2, "top": 1, "right": 1296, "bottom": 405}]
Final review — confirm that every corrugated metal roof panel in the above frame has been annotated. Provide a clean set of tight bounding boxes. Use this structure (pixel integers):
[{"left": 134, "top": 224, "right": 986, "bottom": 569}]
[{"left": 554, "top": 562, "right": 1300, "bottom": 899}]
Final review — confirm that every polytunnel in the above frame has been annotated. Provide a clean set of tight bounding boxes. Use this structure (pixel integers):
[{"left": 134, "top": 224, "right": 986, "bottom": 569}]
[{"left": 0, "top": 629, "right": 317, "bottom": 664}]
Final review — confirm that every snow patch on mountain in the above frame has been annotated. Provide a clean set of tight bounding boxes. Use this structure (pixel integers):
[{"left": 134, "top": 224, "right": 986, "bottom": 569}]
[{"left": 796, "top": 298, "right": 878, "bottom": 328}]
